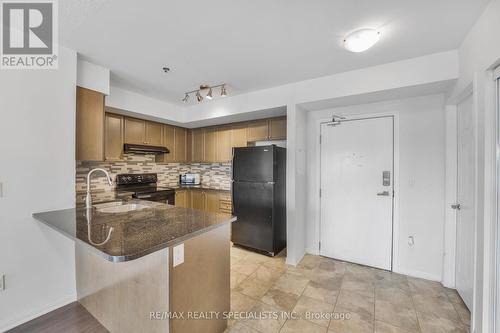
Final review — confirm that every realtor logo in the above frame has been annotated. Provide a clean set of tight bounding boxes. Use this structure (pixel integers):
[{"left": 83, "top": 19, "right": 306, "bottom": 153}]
[{"left": 1, "top": 0, "right": 58, "bottom": 69}]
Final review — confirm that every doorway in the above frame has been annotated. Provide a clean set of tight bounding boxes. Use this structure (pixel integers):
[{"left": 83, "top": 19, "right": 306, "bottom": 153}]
[
  {"left": 455, "top": 92, "right": 475, "bottom": 311},
  {"left": 320, "top": 116, "right": 394, "bottom": 271}
]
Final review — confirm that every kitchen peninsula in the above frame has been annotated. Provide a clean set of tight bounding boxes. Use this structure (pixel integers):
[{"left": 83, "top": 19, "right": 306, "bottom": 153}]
[{"left": 33, "top": 200, "right": 236, "bottom": 333}]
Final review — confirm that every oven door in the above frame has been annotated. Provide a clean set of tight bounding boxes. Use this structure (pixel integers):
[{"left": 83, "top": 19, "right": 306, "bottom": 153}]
[{"left": 134, "top": 192, "right": 175, "bottom": 205}]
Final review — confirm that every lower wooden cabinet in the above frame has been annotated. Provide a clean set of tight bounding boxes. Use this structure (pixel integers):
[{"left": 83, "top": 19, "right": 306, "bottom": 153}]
[{"left": 175, "top": 189, "right": 232, "bottom": 214}]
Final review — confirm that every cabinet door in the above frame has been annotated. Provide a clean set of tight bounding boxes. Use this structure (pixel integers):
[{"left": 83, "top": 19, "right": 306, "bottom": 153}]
[
  {"left": 247, "top": 120, "right": 269, "bottom": 142},
  {"left": 191, "top": 190, "right": 205, "bottom": 210},
  {"left": 104, "top": 113, "right": 123, "bottom": 160},
  {"left": 124, "top": 118, "right": 146, "bottom": 144},
  {"left": 205, "top": 192, "right": 220, "bottom": 213},
  {"left": 175, "top": 190, "right": 188, "bottom": 208},
  {"left": 269, "top": 117, "right": 287, "bottom": 140},
  {"left": 145, "top": 121, "right": 163, "bottom": 146},
  {"left": 162, "top": 125, "right": 175, "bottom": 162},
  {"left": 231, "top": 123, "right": 248, "bottom": 149},
  {"left": 216, "top": 127, "right": 232, "bottom": 162},
  {"left": 76, "top": 87, "right": 104, "bottom": 161},
  {"left": 204, "top": 127, "right": 217, "bottom": 162},
  {"left": 174, "top": 127, "right": 187, "bottom": 162},
  {"left": 191, "top": 129, "right": 205, "bottom": 162}
]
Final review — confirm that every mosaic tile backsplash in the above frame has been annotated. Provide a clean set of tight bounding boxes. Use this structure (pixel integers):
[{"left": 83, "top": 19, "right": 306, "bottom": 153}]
[{"left": 76, "top": 153, "right": 232, "bottom": 195}]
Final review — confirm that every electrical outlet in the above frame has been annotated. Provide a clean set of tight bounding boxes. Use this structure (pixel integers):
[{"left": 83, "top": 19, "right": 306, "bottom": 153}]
[
  {"left": 173, "top": 244, "right": 184, "bottom": 267},
  {"left": 0, "top": 274, "right": 5, "bottom": 291},
  {"left": 408, "top": 236, "right": 415, "bottom": 247}
]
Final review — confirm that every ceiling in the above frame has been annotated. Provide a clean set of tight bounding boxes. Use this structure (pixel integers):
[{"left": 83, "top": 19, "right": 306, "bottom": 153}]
[{"left": 60, "top": 0, "right": 490, "bottom": 105}]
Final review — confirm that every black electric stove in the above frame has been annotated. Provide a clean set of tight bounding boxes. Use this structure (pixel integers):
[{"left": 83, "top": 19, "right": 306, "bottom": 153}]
[{"left": 116, "top": 173, "right": 175, "bottom": 205}]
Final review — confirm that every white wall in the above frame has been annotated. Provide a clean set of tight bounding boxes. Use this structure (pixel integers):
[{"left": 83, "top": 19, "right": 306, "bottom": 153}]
[
  {"left": 77, "top": 58, "right": 110, "bottom": 95},
  {"left": 0, "top": 47, "right": 77, "bottom": 331},
  {"left": 446, "top": 0, "right": 500, "bottom": 331},
  {"left": 306, "top": 95, "right": 446, "bottom": 281}
]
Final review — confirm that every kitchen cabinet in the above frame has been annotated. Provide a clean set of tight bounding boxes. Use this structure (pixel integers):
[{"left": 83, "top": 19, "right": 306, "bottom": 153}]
[
  {"left": 269, "top": 117, "right": 287, "bottom": 140},
  {"left": 145, "top": 121, "right": 163, "bottom": 146},
  {"left": 204, "top": 127, "right": 218, "bottom": 163},
  {"left": 191, "top": 128, "right": 205, "bottom": 162},
  {"left": 104, "top": 113, "right": 123, "bottom": 161},
  {"left": 124, "top": 117, "right": 146, "bottom": 144},
  {"left": 191, "top": 190, "right": 206, "bottom": 210},
  {"left": 175, "top": 127, "right": 188, "bottom": 162},
  {"left": 76, "top": 86, "right": 105, "bottom": 161},
  {"left": 231, "top": 123, "right": 248, "bottom": 149},
  {"left": 175, "top": 190, "right": 189, "bottom": 208},
  {"left": 217, "top": 126, "right": 232, "bottom": 162},
  {"left": 160, "top": 125, "right": 175, "bottom": 162},
  {"left": 247, "top": 120, "right": 269, "bottom": 142},
  {"left": 205, "top": 192, "right": 220, "bottom": 213}
]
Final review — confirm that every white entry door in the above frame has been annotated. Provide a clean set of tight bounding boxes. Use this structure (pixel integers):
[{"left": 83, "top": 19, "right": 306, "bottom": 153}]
[
  {"left": 455, "top": 93, "right": 475, "bottom": 310},
  {"left": 320, "top": 116, "right": 394, "bottom": 270}
]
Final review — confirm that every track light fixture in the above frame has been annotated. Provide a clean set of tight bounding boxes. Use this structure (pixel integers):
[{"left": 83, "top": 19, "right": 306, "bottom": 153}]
[{"left": 183, "top": 84, "right": 228, "bottom": 103}]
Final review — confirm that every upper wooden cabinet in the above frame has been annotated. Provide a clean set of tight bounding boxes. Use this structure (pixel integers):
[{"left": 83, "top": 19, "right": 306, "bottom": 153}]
[
  {"left": 124, "top": 117, "right": 146, "bottom": 144},
  {"left": 76, "top": 87, "right": 105, "bottom": 161},
  {"left": 191, "top": 128, "right": 205, "bottom": 162},
  {"left": 247, "top": 120, "right": 269, "bottom": 142},
  {"left": 104, "top": 113, "right": 123, "bottom": 161},
  {"left": 231, "top": 123, "right": 248, "bottom": 148},
  {"left": 145, "top": 122, "right": 163, "bottom": 146},
  {"left": 269, "top": 117, "right": 287, "bottom": 140},
  {"left": 175, "top": 127, "right": 188, "bottom": 162},
  {"left": 161, "top": 125, "right": 175, "bottom": 162},
  {"left": 217, "top": 126, "right": 232, "bottom": 162},
  {"left": 204, "top": 127, "right": 217, "bottom": 163}
]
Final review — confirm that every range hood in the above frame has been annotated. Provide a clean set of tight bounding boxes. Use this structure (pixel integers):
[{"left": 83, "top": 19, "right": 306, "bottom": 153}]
[{"left": 123, "top": 144, "right": 169, "bottom": 155}]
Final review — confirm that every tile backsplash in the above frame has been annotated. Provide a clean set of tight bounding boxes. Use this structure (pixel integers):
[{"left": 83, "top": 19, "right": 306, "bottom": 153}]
[{"left": 76, "top": 153, "right": 232, "bottom": 195}]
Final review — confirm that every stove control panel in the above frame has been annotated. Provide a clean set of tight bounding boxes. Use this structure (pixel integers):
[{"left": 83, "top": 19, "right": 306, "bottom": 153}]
[{"left": 116, "top": 173, "right": 158, "bottom": 185}]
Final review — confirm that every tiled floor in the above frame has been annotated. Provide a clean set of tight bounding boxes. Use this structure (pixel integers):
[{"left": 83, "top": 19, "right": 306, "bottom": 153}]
[{"left": 227, "top": 246, "right": 471, "bottom": 333}]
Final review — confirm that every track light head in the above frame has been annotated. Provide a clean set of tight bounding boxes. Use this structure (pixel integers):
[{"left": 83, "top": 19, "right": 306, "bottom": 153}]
[
  {"left": 196, "top": 91, "right": 203, "bottom": 102},
  {"left": 206, "top": 87, "right": 213, "bottom": 100},
  {"left": 182, "top": 93, "right": 189, "bottom": 103},
  {"left": 221, "top": 85, "right": 227, "bottom": 97}
]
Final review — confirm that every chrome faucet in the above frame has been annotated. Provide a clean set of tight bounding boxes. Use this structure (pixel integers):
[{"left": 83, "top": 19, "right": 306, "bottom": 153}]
[{"left": 85, "top": 168, "right": 113, "bottom": 209}]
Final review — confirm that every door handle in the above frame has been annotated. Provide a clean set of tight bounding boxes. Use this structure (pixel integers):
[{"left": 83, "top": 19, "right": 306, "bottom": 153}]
[
  {"left": 377, "top": 191, "right": 390, "bottom": 196},
  {"left": 451, "top": 204, "right": 461, "bottom": 210}
]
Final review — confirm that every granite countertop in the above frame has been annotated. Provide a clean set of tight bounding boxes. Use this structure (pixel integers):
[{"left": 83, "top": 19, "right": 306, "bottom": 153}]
[
  {"left": 174, "top": 185, "right": 231, "bottom": 192},
  {"left": 33, "top": 200, "right": 236, "bottom": 263}
]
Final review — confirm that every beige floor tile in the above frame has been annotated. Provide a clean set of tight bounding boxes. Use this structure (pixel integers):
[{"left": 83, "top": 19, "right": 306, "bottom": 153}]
[
  {"left": 280, "top": 318, "right": 327, "bottom": 333},
  {"left": 245, "top": 251, "right": 273, "bottom": 265},
  {"left": 232, "top": 270, "right": 249, "bottom": 289},
  {"left": 417, "top": 311, "right": 468, "bottom": 333},
  {"left": 231, "top": 291, "right": 258, "bottom": 313},
  {"left": 345, "top": 264, "right": 378, "bottom": 280},
  {"left": 316, "top": 258, "right": 347, "bottom": 276},
  {"left": 273, "top": 273, "right": 310, "bottom": 296},
  {"left": 335, "top": 290, "right": 375, "bottom": 318},
  {"left": 451, "top": 300, "right": 471, "bottom": 327},
  {"left": 235, "top": 272, "right": 274, "bottom": 299},
  {"left": 309, "top": 273, "right": 344, "bottom": 291},
  {"left": 261, "top": 287, "right": 300, "bottom": 312},
  {"left": 412, "top": 294, "right": 459, "bottom": 322},
  {"left": 375, "top": 298, "right": 419, "bottom": 332},
  {"left": 329, "top": 310, "right": 374, "bottom": 333},
  {"left": 302, "top": 283, "right": 339, "bottom": 305},
  {"left": 253, "top": 265, "right": 286, "bottom": 283},
  {"left": 298, "top": 254, "right": 323, "bottom": 270},
  {"left": 375, "top": 287, "right": 413, "bottom": 308},
  {"left": 262, "top": 257, "right": 288, "bottom": 270},
  {"left": 408, "top": 277, "right": 447, "bottom": 298},
  {"left": 242, "top": 302, "right": 287, "bottom": 333},
  {"left": 232, "top": 246, "right": 251, "bottom": 258},
  {"left": 226, "top": 321, "right": 261, "bottom": 333},
  {"left": 375, "top": 271, "right": 410, "bottom": 291},
  {"left": 444, "top": 288, "right": 464, "bottom": 305},
  {"left": 375, "top": 320, "right": 418, "bottom": 333},
  {"left": 293, "top": 295, "right": 335, "bottom": 327},
  {"left": 341, "top": 271, "right": 375, "bottom": 294},
  {"left": 232, "top": 261, "right": 261, "bottom": 276}
]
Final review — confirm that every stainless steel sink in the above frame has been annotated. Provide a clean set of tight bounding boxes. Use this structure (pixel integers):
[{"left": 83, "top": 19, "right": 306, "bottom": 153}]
[{"left": 94, "top": 201, "right": 149, "bottom": 213}]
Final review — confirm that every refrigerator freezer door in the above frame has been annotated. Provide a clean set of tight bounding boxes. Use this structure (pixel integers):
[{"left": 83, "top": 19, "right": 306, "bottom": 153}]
[
  {"left": 232, "top": 181, "right": 274, "bottom": 253},
  {"left": 233, "top": 146, "right": 274, "bottom": 182}
]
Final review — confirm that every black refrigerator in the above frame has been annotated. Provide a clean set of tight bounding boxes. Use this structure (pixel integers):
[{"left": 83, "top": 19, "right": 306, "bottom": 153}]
[{"left": 232, "top": 145, "right": 286, "bottom": 256}]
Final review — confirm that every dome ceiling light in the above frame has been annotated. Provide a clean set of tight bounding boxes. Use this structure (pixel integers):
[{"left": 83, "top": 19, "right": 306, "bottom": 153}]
[
  {"left": 343, "top": 28, "right": 381, "bottom": 53},
  {"left": 183, "top": 84, "right": 227, "bottom": 103}
]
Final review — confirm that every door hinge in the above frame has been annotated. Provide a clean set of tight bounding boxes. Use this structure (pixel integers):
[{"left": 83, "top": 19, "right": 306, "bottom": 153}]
[
  {"left": 319, "top": 241, "right": 321, "bottom": 251},
  {"left": 319, "top": 188, "right": 322, "bottom": 197},
  {"left": 319, "top": 135, "right": 322, "bottom": 144}
]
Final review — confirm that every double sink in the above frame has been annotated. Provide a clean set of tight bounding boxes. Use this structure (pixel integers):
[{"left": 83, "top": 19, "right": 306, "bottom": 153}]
[{"left": 93, "top": 201, "right": 150, "bottom": 213}]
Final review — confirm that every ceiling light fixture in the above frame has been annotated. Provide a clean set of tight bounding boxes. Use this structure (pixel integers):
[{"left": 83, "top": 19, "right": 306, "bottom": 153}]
[
  {"left": 343, "top": 28, "right": 380, "bottom": 53},
  {"left": 206, "top": 87, "right": 213, "bottom": 100},
  {"left": 183, "top": 84, "right": 228, "bottom": 103}
]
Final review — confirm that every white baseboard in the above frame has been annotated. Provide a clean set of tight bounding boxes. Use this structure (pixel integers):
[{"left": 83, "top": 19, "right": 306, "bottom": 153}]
[
  {"left": 305, "top": 246, "right": 319, "bottom": 256},
  {"left": 396, "top": 267, "right": 442, "bottom": 283},
  {"left": 0, "top": 293, "right": 77, "bottom": 332}
]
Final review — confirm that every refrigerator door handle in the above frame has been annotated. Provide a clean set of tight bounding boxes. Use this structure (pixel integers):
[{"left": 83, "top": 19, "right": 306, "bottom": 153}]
[{"left": 266, "top": 182, "right": 275, "bottom": 185}]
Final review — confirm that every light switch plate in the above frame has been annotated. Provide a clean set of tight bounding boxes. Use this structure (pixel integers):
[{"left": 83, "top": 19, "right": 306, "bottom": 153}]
[{"left": 173, "top": 244, "right": 184, "bottom": 267}]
